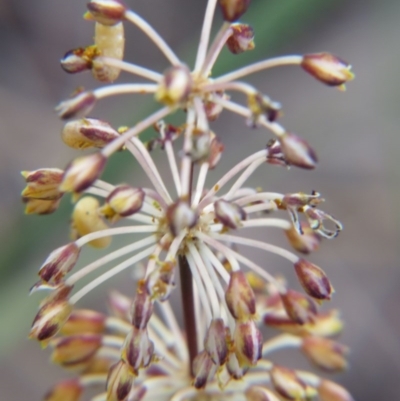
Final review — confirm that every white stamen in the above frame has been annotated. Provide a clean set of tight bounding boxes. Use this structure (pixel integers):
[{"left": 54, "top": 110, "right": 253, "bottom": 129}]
[{"left": 94, "top": 83, "right": 157, "bottom": 99}]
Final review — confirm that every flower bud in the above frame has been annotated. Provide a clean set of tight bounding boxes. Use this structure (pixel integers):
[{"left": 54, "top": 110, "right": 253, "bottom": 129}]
[
  {"left": 301, "top": 52, "right": 354, "bottom": 88},
  {"left": 279, "top": 132, "right": 318, "bottom": 169},
  {"left": 233, "top": 320, "right": 263, "bottom": 367},
  {"left": 44, "top": 379, "right": 83, "bottom": 401},
  {"left": 108, "top": 290, "right": 131, "bottom": 320},
  {"left": 21, "top": 168, "right": 64, "bottom": 200},
  {"left": 285, "top": 222, "right": 321, "bottom": 254},
  {"left": 204, "top": 318, "right": 229, "bottom": 366},
  {"left": 265, "top": 139, "right": 287, "bottom": 167},
  {"left": 226, "top": 351, "right": 248, "bottom": 380},
  {"left": 71, "top": 196, "right": 111, "bottom": 248},
  {"left": 22, "top": 198, "right": 61, "bottom": 215},
  {"left": 60, "top": 154, "right": 106, "bottom": 194},
  {"left": 301, "top": 336, "right": 349, "bottom": 372},
  {"left": 248, "top": 92, "right": 281, "bottom": 124},
  {"left": 38, "top": 243, "right": 80, "bottom": 284},
  {"left": 155, "top": 64, "right": 193, "bottom": 106},
  {"left": 245, "top": 386, "right": 281, "bottom": 401},
  {"left": 226, "top": 23, "right": 255, "bottom": 54},
  {"left": 294, "top": 259, "right": 333, "bottom": 300},
  {"left": 55, "top": 90, "right": 96, "bottom": 120},
  {"left": 225, "top": 271, "right": 256, "bottom": 320},
  {"left": 192, "top": 350, "right": 217, "bottom": 389},
  {"left": 131, "top": 281, "right": 154, "bottom": 329},
  {"left": 166, "top": 199, "right": 198, "bottom": 237},
  {"left": 208, "top": 134, "right": 224, "bottom": 169},
  {"left": 145, "top": 261, "right": 176, "bottom": 301},
  {"left": 86, "top": 0, "right": 127, "bottom": 26},
  {"left": 304, "top": 206, "right": 343, "bottom": 239},
  {"left": 190, "top": 129, "right": 212, "bottom": 163},
  {"left": 318, "top": 380, "right": 355, "bottom": 401},
  {"left": 218, "top": 0, "right": 251, "bottom": 22},
  {"left": 214, "top": 199, "right": 246, "bottom": 229},
  {"left": 106, "top": 360, "right": 134, "bottom": 401},
  {"left": 122, "top": 327, "right": 154, "bottom": 373},
  {"left": 60, "top": 47, "right": 98, "bottom": 74},
  {"left": 280, "top": 290, "right": 318, "bottom": 324},
  {"left": 60, "top": 309, "right": 106, "bottom": 335},
  {"left": 50, "top": 334, "right": 102, "bottom": 367}
]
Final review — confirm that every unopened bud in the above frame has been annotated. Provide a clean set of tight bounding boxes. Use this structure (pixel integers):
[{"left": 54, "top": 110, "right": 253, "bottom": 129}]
[
  {"left": 106, "top": 360, "right": 134, "bottom": 401},
  {"left": 234, "top": 320, "right": 263, "bottom": 367},
  {"left": 265, "top": 139, "right": 287, "bottom": 167},
  {"left": 204, "top": 318, "right": 229, "bottom": 366},
  {"left": 279, "top": 132, "right": 318, "bottom": 169},
  {"left": 55, "top": 90, "right": 96, "bottom": 120},
  {"left": 86, "top": 0, "right": 127, "bottom": 26},
  {"left": 294, "top": 259, "right": 333, "bottom": 300},
  {"left": 280, "top": 290, "right": 318, "bottom": 324},
  {"left": 44, "top": 379, "right": 83, "bottom": 401},
  {"left": 60, "top": 153, "right": 106, "bottom": 194},
  {"left": 302, "top": 52, "right": 354, "bottom": 88},
  {"left": 21, "top": 168, "right": 64, "bottom": 200},
  {"left": 166, "top": 199, "right": 198, "bottom": 236},
  {"left": 304, "top": 206, "right": 343, "bottom": 239},
  {"left": 155, "top": 64, "right": 193, "bottom": 106},
  {"left": 245, "top": 386, "right": 281, "bottom": 401},
  {"left": 38, "top": 243, "right": 80, "bottom": 284},
  {"left": 227, "top": 351, "right": 247, "bottom": 380},
  {"left": 214, "top": 199, "right": 246, "bottom": 229},
  {"left": 122, "top": 327, "right": 154, "bottom": 373},
  {"left": 218, "top": 0, "right": 251, "bottom": 22},
  {"left": 225, "top": 271, "right": 256, "bottom": 320},
  {"left": 61, "top": 309, "right": 106, "bottom": 335},
  {"left": 318, "top": 380, "right": 355, "bottom": 401},
  {"left": 302, "top": 336, "right": 349, "bottom": 372},
  {"left": 131, "top": 281, "right": 154, "bottom": 329},
  {"left": 23, "top": 197, "right": 61, "bottom": 215},
  {"left": 71, "top": 196, "right": 111, "bottom": 248},
  {"left": 145, "top": 261, "right": 176, "bottom": 301},
  {"left": 192, "top": 350, "right": 217, "bottom": 389},
  {"left": 208, "top": 134, "right": 224, "bottom": 169},
  {"left": 60, "top": 46, "right": 98, "bottom": 74},
  {"left": 285, "top": 222, "right": 321, "bottom": 254},
  {"left": 226, "top": 23, "right": 255, "bottom": 54},
  {"left": 248, "top": 92, "right": 281, "bottom": 124}
]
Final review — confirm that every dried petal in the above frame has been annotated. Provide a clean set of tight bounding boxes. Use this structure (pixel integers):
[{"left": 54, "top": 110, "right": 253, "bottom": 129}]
[
  {"left": 145, "top": 261, "right": 176, "bottom": 301},
  {"left": 214, "top": 199, "right": 246, "bottom": 229},
  {"left": 304, "top": 206, "right": 343, "bottom": 239},
  {"left": 226, "top": 23, "right": 255, "bottom": 54},
  {"left": 218, "top": 0, "right": 251, "bottom": 22},
  {"left": 21, "top": 168, "right": 64, "bottom": 200},
  {"left": 248, "top": 92, "right": 281, "bottom": 124}
]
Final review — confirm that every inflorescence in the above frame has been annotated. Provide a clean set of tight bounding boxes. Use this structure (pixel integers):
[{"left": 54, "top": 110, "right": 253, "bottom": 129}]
[{"left": 23, "top": 1, "right": 355, "bottom": 400}]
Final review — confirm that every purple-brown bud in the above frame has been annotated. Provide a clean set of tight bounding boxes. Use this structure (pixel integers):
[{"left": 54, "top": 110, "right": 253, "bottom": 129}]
[
  {"left": 225, "top": 271, "right": 256, "bottom": 320},
  {"left": 21, "top": 168, "right": 64, "bottom": 200},
  {"left": 55, "top": 90, "right": 96, "bottom": 120},
  {"left": 226, "top": 351, "right": 248, "bottom": 380},
  {"left": 233, "top": 320, "right": 263, "bottom": 367},
  {"left": 294, "top": 259, "right": 333, "bottom": 300},
  {"left": 301, "top": 52, "right": 354, "bottom": 88},
  {"left": 218, "top": 0, "right": 251, "bottom": 22},
  {"left": 60, "top": 309, "right": 106, "bottom": 335},
  {"left": 44, "top": 379, "right": 83, "bottom": 401},
  {"left": 22, "top": 197, "right": 61, "bottom": 215},
  {"left": 226, "top": 23, "right": 255, "bottom": 54},
  {"left": 280, "top": 290, "right": 318, "bottom": 324},
  {"left": 60, "top": 47, "right": 98, "bottom": 74},
  {"left": 166, "top": 199, "right": 198, "bottom": 237},
  {"left": 248, "top": 92, "right": 281, "bottom": 124},
  {"left": 279, "top": 132, "right": 318, "bottom": 169},
  {"left": 208, "top": 135, "right": 224, "bottom": 169},
  {"left": 285, "top": 222, "right": 321, "bottom": 254},
  {"left": 106, "top": 360, "right": 134, "bottom": 401},
  {"left": 122, "top": 327, "right": 154, "bottom": 373},
  {"left": 214, "top": 199, "right": 246, "bottom": 229},
  {"left": 318, "top": 380, "right": 355, "bottom": 401},
  {"left": 192, "top": 350, "right": 217, "bottom": 389},
  {"left": 131, "top": 281, "right": 154, "bottom": 329},
  {"left": 86, "top": 0, "right": 127, "bottom": 26},
  {"left": 155, "top": 64, "right": 193, "bottom": 106},
  {"left": 265, "top": 139, "right": 287, "bottom": 167},
  {"left": 38, "top": 243, "right": 80, "bottom": 284},
  {"left": 204, "top": 318, "right": 229, "bottom": 366},
  {"left": 302, "top": 336, "right": 349, "bottom": 372}
]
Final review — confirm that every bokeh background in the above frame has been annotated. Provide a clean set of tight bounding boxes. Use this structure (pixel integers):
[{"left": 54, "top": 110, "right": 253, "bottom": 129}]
[{"left": 1, "top": 0, "right": 399, "bottom": 400}]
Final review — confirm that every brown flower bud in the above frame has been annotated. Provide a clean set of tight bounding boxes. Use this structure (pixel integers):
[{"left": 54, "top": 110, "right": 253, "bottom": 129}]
[
  {"left": 248, "top": 92, "right": 281, "bottom": 124},
  {"left": 55, "top": 90, "right": 96, "bottom": 120},
  {"left": 204, "top": 318, "right": 229, "bottom": 366},
  {"left": 86, "top": 0, "right": 127, "bottom": 26},
  {"left": 226, "top": 23, "right": 255, "bottom": 54},
  {"left": 60, "top": 309, "right": 106, "bottom": 335},
  {"left": 122, "top": 327, "right": 154, "bottom": 373},
  {"left": 225, "top": 271, "right": 256, "bottom": 320},
  {"left": 22, "top": 197, "right": 61, "bottom": 215},
  {"left": 280, "top": 290, "right": 318, "bottom": 324},
  {"left": 294, "top": 259, "right": 333, "bottom": 300},
  {"left": 60, "top": 154, "right": 106, "bottom": 194},
  {"left": 285, "top": 222, "right": 321, "bottom": 254},
  {"left": 279, "top": 132, "right": 318, "bottom": 169},
  {"left": 108, "top": 290, "right": 131, "bottom": 320},
  {"left": 145, "top": 261, "right": 176, "bottom": 301},
  {"left": 155, "top": 64, "right": 193, "bottom": 106},
  {"left": 21, "top": 168, "right": 64, "bottom": 200},
  {"left": 166, "top": 199, "right": 198, "bottom": 237},
  {"left": 218, "top": 0, "right": 251, "bottom": 22},
  {"left": 234, "top": 320, "right": 262, "bottom": 367},
  {"left": 44, "top": 379, "right": 83, "bottom": 401},
  {"left": 50, "top": 334, "right": 102, "bottom": 367},
  {"left": 192, "top": 350, "right": 217, "bottom": 389},
  {"left": 106, "top": 360, "right": 134, "bottom": 401},
  {"left": 131, "top": 281, "right": 154, "bottom": 329},
  {"left": 318, "top": 380, "right": 355, "bottom": 401},
  {"left": 302, "top": 336, "right": 349, "bottom": 372},
  {"left": 245, "top": 386, "right": 281, "bottom": 401},
  {"left": 60, "top": 47, "right": 97, "bottom": 74},
  {"left": 208, "top": 134, "right": 224, "bottom": 169},
  {"left": 301, "top": 52, "right": 354, "bottom": 88},
  {"left": 214, "top": 199, "right": 246, "bottom": 229},
  {"left": 38, "top": 243, "right": 80, "bottom": 284}
]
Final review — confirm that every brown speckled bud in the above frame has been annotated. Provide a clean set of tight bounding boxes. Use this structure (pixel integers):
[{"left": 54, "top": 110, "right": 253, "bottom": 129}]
[
  {"left": 166, "top": 199, "right": 198, "bottom": 237},
  {"left": 248, "top": 92, "right": 281, "bottom": 124},
  {"left": 227, "top": 23, "right": 255, "bottom": 54},
  {"left": 71, "top": 196, "right": 111, "bottom": 249},
  {"left": 44, "top": 379, "right": 83, "bottom": 401},
  {"left": 38, "top": 243, "right": 80, "bottom": 284},
  {"left": 214, "top": 199, "right": 246, "bottom": 229},
  {"left": 21, "top": 168, "right": 64, "bottom": 201},
  {"left": 225, "top": 271, "right": 256, "bottom": 320},
  {"left": 62, "top": 118, "right": 119, "bottom": 150},
  {"left": 106, "top": 360, "right": 134, "bottom": 401},
  {"left": 204, "top": 318, "right": 229, "bottom": 366},
  {"left": 279, "top": 132, "right": 318, "bottom": 170},
  {"left": 122, "top": 327, "right": 154, "bottom": 373},
  {"left": 55, "top": 90, "right": 96, "bottom": 120},
  {"left": 60, "top": 47, "right": 94, "bottom": 74},
  {"left": 60, "top": 154, "right": 106, "bottom": 194},
  {"left": 192, "top": 350, "right": 217, "bottom": 389},
  {"left": 131, "top": 281, "right": 154, "bottom": 329},
  {"left": 87, "top": 0, "right": 127, "bottom": 26},
  {"left": 145, "top": 261, "right": 176, "bottom": 301},
  {"left": 285, "top": 222, "right": 321, "bottom": 254},
  {"left": 280, "top": 290, "right": 318, "bottom": 324},
  {"left": 233, "top": 320, "right": 262, "bottom": 368},
  {"left": 318, "top": 380, "right": 355, "bottom": 401},
  {"left": 218, "top": 0, "right": 251, "bottom": 22},
  {"left": 302, "top": 336, "right": 349, "bottom": 372},
  {"left": 294, "top": 259, "right": 333, "bottom": 300},
  {"left": 50, "top": 333, "right": 102, "bottom": 367},
  {"left": 60, "top": 309, "right": 106, "bottom": 335},
  {"left": 245, "top": 386, "right": 281, "bottom": 401},
  {"left": 302, "top": 52, "right": 354, "bottom": 88},
  {"left": 208, "top": 134, "right": 224, "bottom": 169},
  {"left": 155, "top": 64, "right": 192, "bottom": 106}
]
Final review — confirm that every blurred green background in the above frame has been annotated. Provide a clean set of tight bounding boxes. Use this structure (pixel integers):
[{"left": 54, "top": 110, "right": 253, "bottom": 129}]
[{"left": 1, "top": 0, "right": 399, "bottom": 399}]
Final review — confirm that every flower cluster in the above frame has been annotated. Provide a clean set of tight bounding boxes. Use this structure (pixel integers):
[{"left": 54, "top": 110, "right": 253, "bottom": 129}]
[{"left": 23, "top": 1, "right": 354, "bottom": 400}]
